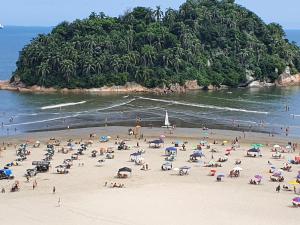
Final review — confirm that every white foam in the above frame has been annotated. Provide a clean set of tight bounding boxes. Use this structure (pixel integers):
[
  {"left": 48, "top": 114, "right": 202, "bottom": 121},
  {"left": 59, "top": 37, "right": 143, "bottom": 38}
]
[
  {"left": 138, "top": 97, "right": 269, "bottom": 114},
  {"left": 41, "top": 101, "right": 86, "bottom": 110},
  {"left": 6, "top": 115, "right": 79, "bottom": 127},
  {"left": 97, "top": 99, "right": 135, "bottom": 111}
]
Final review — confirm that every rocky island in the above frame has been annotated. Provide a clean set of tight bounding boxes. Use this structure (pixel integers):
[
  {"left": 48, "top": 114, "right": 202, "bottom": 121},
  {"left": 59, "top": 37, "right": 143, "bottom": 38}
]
[{"left": 3, "top": 0, "right": 300, "bottom": 92}]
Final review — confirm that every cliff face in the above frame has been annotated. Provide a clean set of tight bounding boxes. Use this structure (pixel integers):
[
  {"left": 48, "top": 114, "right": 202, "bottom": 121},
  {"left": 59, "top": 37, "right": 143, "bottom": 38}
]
[{"left": 276, "top": 73, "right": 300, "bottom": 86}]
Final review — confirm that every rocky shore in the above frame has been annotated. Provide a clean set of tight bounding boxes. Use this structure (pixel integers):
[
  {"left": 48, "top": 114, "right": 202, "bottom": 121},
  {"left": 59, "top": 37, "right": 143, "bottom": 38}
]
[{"left": 1, "top": 71, "right": 300, "bottom": 95}]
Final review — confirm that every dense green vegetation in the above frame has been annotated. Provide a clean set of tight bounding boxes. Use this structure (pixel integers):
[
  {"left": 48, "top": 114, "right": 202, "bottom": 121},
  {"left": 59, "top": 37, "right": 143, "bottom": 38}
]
[{"left": 13, "top": 0, "right": 300, "bottom": 88}]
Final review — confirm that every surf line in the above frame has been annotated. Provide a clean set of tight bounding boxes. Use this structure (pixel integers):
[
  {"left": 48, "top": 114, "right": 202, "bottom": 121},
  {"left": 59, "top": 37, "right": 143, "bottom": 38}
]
[
  {"left": 41, "top": 101, "right": 87, "bottom": 110},
  {"left": 138, "top": 97, "right": 269, "bottom": 114}
]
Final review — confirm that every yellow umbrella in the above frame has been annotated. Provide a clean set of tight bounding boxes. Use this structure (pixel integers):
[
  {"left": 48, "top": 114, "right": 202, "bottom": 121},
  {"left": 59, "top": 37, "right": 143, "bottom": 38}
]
[
  {"left": 223, "top": 141, "right": 228, "bottom": 144},
  {"left": 289, "top": 180, "right": 300, "bottom": 185}
]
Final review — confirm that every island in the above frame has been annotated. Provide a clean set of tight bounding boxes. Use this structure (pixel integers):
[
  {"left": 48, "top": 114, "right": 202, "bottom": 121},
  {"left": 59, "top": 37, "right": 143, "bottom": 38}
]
[{"left": 5, "top": 0, "right": 300, "bottom": 92}]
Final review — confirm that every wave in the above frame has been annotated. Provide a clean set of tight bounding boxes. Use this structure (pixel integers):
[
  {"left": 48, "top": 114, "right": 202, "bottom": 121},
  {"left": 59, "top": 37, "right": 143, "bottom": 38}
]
[
  {"left": 97, "top": 99, "right": 135, "bottom": 111},
  {"left": 6, "top": 114, "right": 79, "bottom": 127},
  {"left": 204, "top": 96, "right": 274, "bottom": 105},
  {"left": 41, "top": 101, "right": 86, "bottom": 110},
  {"left": 138, "top": 97, "right": 269, "bottom": 114}
]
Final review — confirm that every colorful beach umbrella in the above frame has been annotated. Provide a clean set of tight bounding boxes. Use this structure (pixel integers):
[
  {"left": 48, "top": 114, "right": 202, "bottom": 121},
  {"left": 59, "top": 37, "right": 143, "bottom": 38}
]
[
  {"left": 255, "top": 175, "right": 263, "bottom": 179},
  {"left": 289, "top": 180, "right": 300, "bottom": 185},
  {"left": 292, "top": 197, "right": 300, "bottom": 203}
]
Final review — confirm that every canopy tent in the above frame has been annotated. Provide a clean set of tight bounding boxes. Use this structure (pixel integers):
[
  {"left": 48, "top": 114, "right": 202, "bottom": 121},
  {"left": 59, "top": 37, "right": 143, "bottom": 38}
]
[
  {"left": 165, "top": 147, "right": 177, "bottom": 155},
  {"left": 0, "top": 169, "right": 12, "bottom": 176},
  {"left": 149, "top": 139, "right": 164, "bottom": 144}
]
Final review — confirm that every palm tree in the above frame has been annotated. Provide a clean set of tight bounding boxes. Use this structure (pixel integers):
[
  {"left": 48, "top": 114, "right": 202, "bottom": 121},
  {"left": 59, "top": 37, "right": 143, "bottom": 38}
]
[
  {"left": 154, "top": 6, "right": 163, "bottom": 22},
  {"left": 60, "top": 60, "right": 75, "bottom": 83},
  {"left": 37, "top": 62, "right": 50, "bottom": 86}
]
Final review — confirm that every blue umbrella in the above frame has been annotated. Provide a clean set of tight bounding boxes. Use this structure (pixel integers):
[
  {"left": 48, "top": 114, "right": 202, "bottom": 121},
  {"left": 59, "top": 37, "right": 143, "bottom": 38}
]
[{"left": 166, "top": 147, "right": 177, "bottom": 151}]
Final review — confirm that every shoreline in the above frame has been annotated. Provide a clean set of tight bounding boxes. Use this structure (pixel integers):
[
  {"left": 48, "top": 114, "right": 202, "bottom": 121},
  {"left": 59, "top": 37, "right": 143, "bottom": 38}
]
[
  {"left": 2, "top": 75, "right": 300, "bottom": 94},
  {"left": 0, "top": 126, "right": 294, "bottom": 145}
]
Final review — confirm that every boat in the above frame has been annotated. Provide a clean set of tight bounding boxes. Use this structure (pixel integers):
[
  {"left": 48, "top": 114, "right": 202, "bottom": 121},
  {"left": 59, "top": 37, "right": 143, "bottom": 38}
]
[
  {"left": 0, "top": 24, "right": 4, "bottom": 29},
  {"left": 162, "top": 110, "right": 172, "bottom": 128}
]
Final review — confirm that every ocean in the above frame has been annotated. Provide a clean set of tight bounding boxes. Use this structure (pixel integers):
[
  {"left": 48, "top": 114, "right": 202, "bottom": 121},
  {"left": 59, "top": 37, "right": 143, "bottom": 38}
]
[{"left": 1, "top": 26, "right": 300, "bottom": 137}]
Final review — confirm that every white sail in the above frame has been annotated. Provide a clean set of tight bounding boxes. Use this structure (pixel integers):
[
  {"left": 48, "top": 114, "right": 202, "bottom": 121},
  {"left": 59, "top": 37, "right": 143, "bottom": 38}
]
[
  {"left": 0, "top": 24, "right": 4, "bottom": 29},
  {"left": 164, "top": 110, "right": 170, "bottom": 127}
]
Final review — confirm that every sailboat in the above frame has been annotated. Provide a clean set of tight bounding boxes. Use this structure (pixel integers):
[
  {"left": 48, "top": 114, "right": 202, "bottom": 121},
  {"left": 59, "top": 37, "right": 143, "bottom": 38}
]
[
  {"left": 162, "top": 110, "right": 171, "bottom": 128},
  {"left": 0, "top": 24, "right": 4, "bottom": 29}
]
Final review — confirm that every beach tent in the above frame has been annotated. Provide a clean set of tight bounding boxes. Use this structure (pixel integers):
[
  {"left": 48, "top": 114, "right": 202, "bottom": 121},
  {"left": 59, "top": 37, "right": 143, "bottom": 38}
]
[{"left": 165, "top": 147, "right": 177, "bottom": 156}]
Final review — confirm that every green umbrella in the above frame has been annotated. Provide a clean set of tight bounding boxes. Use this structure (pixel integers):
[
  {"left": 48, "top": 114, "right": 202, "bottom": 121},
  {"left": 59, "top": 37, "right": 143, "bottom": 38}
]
[{"left": 251, "top": 144, "right": 264, "bottom": 149}]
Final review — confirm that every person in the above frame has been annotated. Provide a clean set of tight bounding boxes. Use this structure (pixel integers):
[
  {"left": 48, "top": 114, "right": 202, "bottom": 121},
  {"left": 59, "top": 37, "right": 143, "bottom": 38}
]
[
  {"left": 1, "top": 187, "right": 5, "bottom": 193},
  {"left": 58, "top": 197, "right": 61, "bottom": 207},
  {"left": 276, "top": 184, "right": 281, "bottom": 193},
  {"left": 145, "top": 164, "right": 148, "bottom": 170},
  {"left": 294, "top": 186, "right": 297, "bottom": 194},
  {"left": 53, "top": 186, "right": 56, "bottom": 194}
]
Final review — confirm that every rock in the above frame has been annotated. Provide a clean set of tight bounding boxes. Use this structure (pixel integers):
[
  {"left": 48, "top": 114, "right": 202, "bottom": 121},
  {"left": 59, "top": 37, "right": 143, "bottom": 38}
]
[
  {"left": 184, "top": 80, "right": 201, "bottom": 90},
  {"left": 276, "top": 73, "right": 300, "bottom": 86},
  {"left": 239, "top": 73, "right": 255, "bottom": 87},
  {"left": 248, "top": 80, "right": 262, "bottom": 88}
]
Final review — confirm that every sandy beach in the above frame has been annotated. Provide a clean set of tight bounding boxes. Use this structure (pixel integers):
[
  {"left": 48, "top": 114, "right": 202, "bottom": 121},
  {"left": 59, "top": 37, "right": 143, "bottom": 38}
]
[{"left": 0, "top": 126, "right": 299, "bottom": 225}]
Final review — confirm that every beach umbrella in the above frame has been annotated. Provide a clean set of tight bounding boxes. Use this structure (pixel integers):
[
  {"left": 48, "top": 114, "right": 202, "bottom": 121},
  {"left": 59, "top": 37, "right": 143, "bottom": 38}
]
[
  {"left": 233, "top": 166, "right": 243, "bottom": 171},
  {"left": 166, "top": 147, "right": 177, "bottom": 151},
  {"left": 173, "top": 168, "right": 180, "bottom": 171},
  {"left": 254, "top": 175, "right": 263, "bottom": 179},
  {"left": 273, "top": 144, "right": 280, "bottom": 148},
  {"left": 292, "top": 197, "right": 300, "bottom": 203},
  {"left": 251, "top": 144, "right": 263, "bottom": 149},
  {"left": 222, "top": 140, "right": 228, "bottom": 144},
  {"left": 217, "top": 173, "right": 225, "bottom": 178},
  {"left": 289, "top": 180, "right": 300, "bottom": 185},
  {"left": 160, "top": 135, "right": 166, "bottom": 139}
]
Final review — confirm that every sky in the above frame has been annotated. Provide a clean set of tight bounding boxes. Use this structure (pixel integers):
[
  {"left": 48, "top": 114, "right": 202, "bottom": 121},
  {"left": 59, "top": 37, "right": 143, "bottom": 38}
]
[{"left": 0, "top": 0, "right": 299, "bottom": 29}]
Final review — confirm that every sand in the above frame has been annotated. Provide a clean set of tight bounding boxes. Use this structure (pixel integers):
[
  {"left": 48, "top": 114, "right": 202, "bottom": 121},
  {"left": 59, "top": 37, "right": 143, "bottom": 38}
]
[{"left": 0, "top": 126, "right": 299, "bottom": 225}]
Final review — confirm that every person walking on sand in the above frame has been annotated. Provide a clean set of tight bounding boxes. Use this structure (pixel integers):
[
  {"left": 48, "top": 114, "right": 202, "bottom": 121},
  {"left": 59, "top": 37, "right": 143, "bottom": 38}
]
[
  {"left": 53, "top": 186, "right": 56, "bottom": 194},
  {"left": 276, "top": 184, "right": 281, "bottom": 193},
  {"left": 58, "top": 197, "right": 61, "bottom": 207}
]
